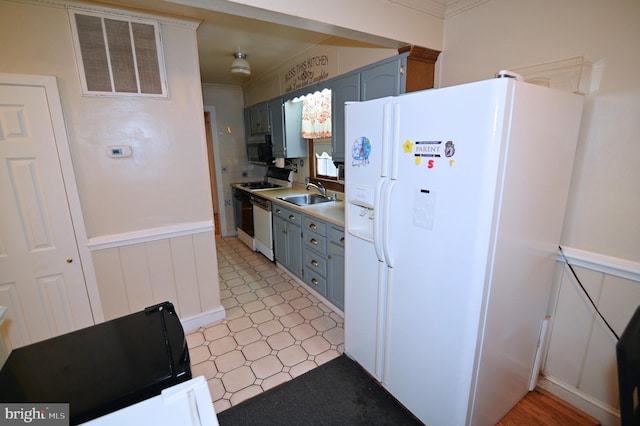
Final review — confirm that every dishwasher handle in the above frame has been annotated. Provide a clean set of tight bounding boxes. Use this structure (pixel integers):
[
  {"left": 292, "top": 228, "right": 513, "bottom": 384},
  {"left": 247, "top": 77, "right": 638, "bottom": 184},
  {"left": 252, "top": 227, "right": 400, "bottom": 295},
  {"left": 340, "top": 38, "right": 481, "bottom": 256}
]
[{"left": 250, "top": 194, "right": 271, "bottom": 210}]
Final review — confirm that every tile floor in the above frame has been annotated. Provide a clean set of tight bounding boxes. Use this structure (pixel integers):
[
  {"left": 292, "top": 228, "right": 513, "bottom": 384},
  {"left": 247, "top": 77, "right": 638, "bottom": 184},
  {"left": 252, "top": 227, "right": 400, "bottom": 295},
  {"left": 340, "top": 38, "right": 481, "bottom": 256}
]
[{"left": 186, "top": 236, "right": 345, "bottom": 414}]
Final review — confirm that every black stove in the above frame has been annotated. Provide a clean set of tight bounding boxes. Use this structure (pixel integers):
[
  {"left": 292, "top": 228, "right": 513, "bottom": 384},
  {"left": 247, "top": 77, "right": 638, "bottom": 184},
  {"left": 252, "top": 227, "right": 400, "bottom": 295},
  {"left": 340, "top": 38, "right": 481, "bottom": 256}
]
[{"left": 240, "top": 181, "right": 282, "bottom": 190}]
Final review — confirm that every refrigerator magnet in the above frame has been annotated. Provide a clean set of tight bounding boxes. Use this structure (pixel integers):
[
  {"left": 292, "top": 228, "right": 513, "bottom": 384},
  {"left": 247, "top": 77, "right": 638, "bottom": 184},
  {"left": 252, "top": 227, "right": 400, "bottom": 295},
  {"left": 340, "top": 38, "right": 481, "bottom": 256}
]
[{"left": 352, "top": 136, "right": 371, "bottom": 166}]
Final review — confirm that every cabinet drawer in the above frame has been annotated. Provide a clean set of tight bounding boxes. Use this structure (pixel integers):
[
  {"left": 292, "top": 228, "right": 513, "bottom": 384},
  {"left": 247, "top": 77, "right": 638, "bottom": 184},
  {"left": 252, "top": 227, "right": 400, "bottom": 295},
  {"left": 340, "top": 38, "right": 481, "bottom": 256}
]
[
  {"left": 303, "top": 268, "right": 327, "bottom": 296},
  {"left": 303, "top": 249, "right": 327, "bottom": 277},
  {"left": 328, "top": 226, "right": 345, "bottom": 247},
  {"left": 272, "top": 204, "right": 301, "bottom": 226},
  {"left": 303, "top": 230, "right": 327, "bottom": 255},
  {"left": 303, "top": 216, "right": 326, "bottom": 236}
]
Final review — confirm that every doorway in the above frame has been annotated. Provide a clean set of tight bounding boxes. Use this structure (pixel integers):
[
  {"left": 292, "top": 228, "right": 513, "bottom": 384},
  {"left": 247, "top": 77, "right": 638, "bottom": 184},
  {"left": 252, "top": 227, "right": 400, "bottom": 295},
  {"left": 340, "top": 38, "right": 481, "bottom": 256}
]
[
  {"left": 204, "top": 105, "right": 230, "bottom": 236},
  {"left": 204, "top": 111, "right": 220, "bottom": 235},
  {"left": 0, "top": 74, "right": 99, "bottom": 349}
]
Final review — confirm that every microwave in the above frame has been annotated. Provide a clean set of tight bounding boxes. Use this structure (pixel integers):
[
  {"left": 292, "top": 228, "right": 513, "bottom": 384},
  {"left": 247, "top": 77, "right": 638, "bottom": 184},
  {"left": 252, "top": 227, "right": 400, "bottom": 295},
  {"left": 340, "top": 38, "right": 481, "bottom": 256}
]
[{"left": 246, "top": 134, "right": 273, "bottom": 165}]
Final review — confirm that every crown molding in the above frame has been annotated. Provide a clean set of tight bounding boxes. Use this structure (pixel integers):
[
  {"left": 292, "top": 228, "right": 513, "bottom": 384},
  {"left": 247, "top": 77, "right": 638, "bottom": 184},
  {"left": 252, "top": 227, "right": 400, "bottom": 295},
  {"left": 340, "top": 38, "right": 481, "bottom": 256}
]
[
  {"left": 388, "top": 0, "right": 446, "bottom": 18},
  {"left": 388, "top": 0, "right": 490, "bottom": 19},
  {"left": 443, "top": 0, "right": 491, "bottom": 17}
]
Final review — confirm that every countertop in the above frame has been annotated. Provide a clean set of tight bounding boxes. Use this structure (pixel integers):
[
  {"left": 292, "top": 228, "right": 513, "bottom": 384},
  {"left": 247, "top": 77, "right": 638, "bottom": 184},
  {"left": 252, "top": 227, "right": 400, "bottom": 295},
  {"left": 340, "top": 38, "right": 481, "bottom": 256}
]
[{"left": 249, "top": 183, "right": 345, "bottom": 227}]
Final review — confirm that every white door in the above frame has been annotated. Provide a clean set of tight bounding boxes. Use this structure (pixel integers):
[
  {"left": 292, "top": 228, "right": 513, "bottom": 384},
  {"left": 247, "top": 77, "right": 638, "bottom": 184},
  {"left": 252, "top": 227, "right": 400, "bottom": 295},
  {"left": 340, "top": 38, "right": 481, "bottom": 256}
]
[{"left": 0, "top": 78, "right": 95, "bottom": 349}]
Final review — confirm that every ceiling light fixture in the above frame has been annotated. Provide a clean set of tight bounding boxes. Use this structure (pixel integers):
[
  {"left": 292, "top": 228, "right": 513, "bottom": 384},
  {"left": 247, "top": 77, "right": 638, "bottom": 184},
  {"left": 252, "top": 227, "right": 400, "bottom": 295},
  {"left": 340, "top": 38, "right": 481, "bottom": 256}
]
[{"left": 231, "top": 52, "right": 251, "bottom": 76}]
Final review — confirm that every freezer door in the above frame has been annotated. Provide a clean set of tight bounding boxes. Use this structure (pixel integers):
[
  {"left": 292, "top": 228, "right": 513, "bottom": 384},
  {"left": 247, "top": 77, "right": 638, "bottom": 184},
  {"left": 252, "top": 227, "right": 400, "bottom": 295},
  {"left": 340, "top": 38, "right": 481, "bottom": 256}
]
[{"left": 343, "top": 96, "right": 393, "bottom": 380}]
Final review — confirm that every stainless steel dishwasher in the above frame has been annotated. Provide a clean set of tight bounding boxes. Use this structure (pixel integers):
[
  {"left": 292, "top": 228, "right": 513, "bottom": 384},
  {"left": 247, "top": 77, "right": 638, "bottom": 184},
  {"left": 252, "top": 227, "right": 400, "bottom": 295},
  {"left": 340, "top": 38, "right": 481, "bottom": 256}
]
[{"left": 250, "top": 193, "right": 274, "bottom": 260}]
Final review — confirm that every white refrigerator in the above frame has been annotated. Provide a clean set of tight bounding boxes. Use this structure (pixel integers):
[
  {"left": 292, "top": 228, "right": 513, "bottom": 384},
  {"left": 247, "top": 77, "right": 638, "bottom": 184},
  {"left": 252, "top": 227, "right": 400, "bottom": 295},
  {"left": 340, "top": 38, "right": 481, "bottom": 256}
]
[{"left": 344, "top": 77, "right": 583, "bottom": 425}]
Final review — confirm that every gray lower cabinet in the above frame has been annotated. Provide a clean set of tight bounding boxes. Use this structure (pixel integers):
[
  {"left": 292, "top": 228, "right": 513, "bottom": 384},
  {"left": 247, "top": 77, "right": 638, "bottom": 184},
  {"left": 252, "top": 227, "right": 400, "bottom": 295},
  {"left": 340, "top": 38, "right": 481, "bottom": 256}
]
[
  {"left": 273, "top": 205, "right": 345, "bottom": 311},
  {"left": 272, "top": 204, "right": 302, "bottom": 278},
  {"left": 327, "top": 226, "right": 345, "bottom": 310},
  {"left": 302, "top": 215, "right": 329, "bottom": 298}
]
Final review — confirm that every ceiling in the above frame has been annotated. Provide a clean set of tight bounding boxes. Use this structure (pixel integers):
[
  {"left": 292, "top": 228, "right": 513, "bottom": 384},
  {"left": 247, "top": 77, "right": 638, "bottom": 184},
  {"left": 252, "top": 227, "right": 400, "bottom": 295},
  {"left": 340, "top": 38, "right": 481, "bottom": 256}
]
[{"left": 98, "top": 0, "right": 407, "bottom": 86}]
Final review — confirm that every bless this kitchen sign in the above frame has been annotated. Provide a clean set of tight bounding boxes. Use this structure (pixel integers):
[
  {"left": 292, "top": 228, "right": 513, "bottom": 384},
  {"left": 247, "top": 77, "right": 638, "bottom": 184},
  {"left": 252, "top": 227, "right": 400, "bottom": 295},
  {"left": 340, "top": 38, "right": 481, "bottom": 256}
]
[{"left": 284, "top": 55, "right": 330, "bottom": 92}]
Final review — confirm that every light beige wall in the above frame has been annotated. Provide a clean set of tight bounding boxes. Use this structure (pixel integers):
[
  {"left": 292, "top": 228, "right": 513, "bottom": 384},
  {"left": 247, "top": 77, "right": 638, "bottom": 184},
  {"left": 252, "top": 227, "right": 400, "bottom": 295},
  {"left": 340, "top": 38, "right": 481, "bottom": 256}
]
[
  {"left": 437, "top": 1, "right": 640, "bottom": 423},
  {"left": 0, "top": 0, "right": 222, "bottom": 325},
  {"left": 0, "top": 1, "right": 212, "bottom": 237},
  {"left": 207, "top": 0, "right": 443, "bottom": 50},
  {"left": 439, "top": 0, "right": 640, "bottom": 262}
]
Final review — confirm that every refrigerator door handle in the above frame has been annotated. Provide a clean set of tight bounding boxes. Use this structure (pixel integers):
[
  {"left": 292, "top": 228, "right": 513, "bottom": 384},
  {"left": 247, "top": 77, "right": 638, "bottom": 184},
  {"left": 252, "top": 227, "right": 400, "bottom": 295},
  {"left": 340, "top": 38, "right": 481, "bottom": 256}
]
[
  {"left": 380, "top": 102, "right": 393, "bottom": 177},
  {"left": 373, "top": 101, "right": 394, "bottom": 262},
  {"left": 381, "top": 179, "right": 396, "bottom": 267},
  {"left": 373, "top": 177, "right": 387, "bottom": 262},
  {"left": 389, "top": 103, "right": 401, "bottom": 180}
]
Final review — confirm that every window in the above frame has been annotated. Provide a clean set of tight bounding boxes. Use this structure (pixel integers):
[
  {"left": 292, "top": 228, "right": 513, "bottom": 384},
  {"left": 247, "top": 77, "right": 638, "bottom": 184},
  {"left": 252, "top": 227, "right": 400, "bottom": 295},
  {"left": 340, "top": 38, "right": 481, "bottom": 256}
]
[
  {"left": 69, "top": 9, "right": 167, "bottom": 97},
  {"left": 313, "top": 138, "right": 337, "bottom": 178},
  {"left": 308, "top": 138, "right": 343, "bottom": 192}
]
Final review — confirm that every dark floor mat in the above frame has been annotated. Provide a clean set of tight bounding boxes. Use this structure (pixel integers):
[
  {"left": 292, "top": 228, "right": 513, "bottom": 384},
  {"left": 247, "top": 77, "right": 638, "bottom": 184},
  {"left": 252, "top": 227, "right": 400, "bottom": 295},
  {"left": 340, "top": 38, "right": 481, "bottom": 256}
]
[{"left": 217, "top": 354, "right": 423, "bottom": 426}]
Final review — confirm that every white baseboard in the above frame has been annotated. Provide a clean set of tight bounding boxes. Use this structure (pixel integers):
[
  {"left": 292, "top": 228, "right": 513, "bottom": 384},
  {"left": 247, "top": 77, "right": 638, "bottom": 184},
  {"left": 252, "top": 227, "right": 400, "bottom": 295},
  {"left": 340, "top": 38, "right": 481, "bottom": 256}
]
[
  {"left": 180, "top": 305, "right": 226, "bottom": 332},
  {"left": 538, "top": 375, "right": 620, "bottom": 426},
  {"left": 274, "top": 262, "right": 344, "bottom": 318}
]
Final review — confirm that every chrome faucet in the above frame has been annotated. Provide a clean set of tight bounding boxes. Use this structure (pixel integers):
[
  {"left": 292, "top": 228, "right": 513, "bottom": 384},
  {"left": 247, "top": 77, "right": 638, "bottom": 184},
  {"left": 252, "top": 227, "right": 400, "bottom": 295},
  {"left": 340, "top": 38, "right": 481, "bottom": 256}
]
[{"left": 306, "top": 181, "right": 327, "bottom": 198}]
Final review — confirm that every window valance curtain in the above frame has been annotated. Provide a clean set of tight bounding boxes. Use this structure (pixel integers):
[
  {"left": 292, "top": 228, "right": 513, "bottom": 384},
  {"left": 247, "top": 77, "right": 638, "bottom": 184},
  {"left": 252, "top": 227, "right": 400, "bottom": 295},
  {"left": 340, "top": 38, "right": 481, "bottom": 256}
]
[{"left": 301, "top": 89, "right": 332, "bottom": 139}]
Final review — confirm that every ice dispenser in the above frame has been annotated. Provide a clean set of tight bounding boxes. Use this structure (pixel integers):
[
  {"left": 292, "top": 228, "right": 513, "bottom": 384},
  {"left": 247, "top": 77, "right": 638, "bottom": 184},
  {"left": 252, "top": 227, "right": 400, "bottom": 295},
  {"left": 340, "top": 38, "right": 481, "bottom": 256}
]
[{"left": 346, "top": 185, "right": 375, "bottom": 242}]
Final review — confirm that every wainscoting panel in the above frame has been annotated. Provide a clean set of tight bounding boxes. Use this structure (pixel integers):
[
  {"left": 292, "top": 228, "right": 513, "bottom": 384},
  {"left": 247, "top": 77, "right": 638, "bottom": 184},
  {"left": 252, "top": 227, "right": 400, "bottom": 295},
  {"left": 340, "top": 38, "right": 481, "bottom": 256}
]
[
  {"left": 193, "top": 231, "right": 219, "bottom": 312},
  {"left": 169, "top": 234, "right": 202, "bottom": 317},
  {"left": 145, "top": 239, "right": 179, "bottom": 310},
  {"left": 90, "top": 224, "right": 223, "bottom": 329},
  {"left": 91, "top": 248, "right": 129, "bottom": 320},
  {"left": 542, "top": 248, "right": 640, "bottom": 425},
  {"left": 120, "top": 243, "right": 154, "bottom": 313}
]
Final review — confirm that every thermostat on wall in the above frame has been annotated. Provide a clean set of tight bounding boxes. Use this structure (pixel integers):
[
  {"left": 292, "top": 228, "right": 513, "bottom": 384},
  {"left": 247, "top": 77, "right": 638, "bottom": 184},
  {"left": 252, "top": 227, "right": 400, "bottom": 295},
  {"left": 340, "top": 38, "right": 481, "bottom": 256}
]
[{"left": 107, "top": 145, "right": 133, "bottom": 158}]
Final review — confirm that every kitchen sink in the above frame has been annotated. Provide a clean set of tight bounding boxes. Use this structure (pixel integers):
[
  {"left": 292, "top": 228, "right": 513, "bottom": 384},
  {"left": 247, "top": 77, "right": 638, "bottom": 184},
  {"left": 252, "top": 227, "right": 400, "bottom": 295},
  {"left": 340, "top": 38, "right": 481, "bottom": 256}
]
[{"left": 277, "top": 194, "right": 336, "bottom": 206}]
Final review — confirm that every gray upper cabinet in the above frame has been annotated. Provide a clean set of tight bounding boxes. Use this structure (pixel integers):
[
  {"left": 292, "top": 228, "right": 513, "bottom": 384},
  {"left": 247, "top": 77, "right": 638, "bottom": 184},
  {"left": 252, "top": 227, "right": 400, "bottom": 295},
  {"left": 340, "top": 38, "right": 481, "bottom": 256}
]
[
  {"left": 330, "top": 73, "right": 360, "bottom": 164},
  {"left": 281, "top": 99, "right": 308, "bottom": 159},
  {"left": 269, "top": 96, "right": 308, "bottom": 159},
  {"left": 332, "top": 47, "right": 440, "bottom": 164},
  {"left": 269, "top": 97, "right": 285, "bottom": 158},
  {"left": 244, "top": 46, "right": 440, "bottom": 162},
  {"left": 360, "top": 56, "right": 406, "bottom": 101},
  {"left": 248, "top": 102, "right": 270, "bottom": 135}
]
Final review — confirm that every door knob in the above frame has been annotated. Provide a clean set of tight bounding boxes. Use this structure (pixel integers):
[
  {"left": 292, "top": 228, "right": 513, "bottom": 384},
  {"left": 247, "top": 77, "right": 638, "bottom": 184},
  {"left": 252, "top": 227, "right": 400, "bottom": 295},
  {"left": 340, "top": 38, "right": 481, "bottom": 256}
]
[{"left": 66, "top": 258, "right": 73, "bottom": 263}]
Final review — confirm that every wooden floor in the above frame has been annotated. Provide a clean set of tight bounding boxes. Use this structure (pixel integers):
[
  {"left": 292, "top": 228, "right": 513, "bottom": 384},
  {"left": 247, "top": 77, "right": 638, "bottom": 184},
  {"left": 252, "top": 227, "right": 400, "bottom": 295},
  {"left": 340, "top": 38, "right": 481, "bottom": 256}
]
[{"left": 498, "top": 387, "right": 601, "bottom": 425}]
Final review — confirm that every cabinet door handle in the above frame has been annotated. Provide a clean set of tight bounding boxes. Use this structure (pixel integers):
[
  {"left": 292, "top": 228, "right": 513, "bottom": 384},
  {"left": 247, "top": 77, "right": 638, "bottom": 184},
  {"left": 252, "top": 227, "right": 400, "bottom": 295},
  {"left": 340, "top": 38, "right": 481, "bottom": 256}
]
[
  {"left": 311, "top": 278, "right": 318, "bottom": 285},
  {"left": 311, "top": 260, "right": 319, "bottom": 266},
  {"left": 276, "top": 209, "right": 281, "bottom": 214},
  {"left": 310, "top": 238, "right": 318, "bottom": 245},
  {"left": 340, "top": 237, "right": 345, "bottom": 244},
  {"left": 309, "top": 223, "right": 317, "bottom": 230},
  {"left": 288, "top": 214, "right": 295, "bottom": 220}
]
